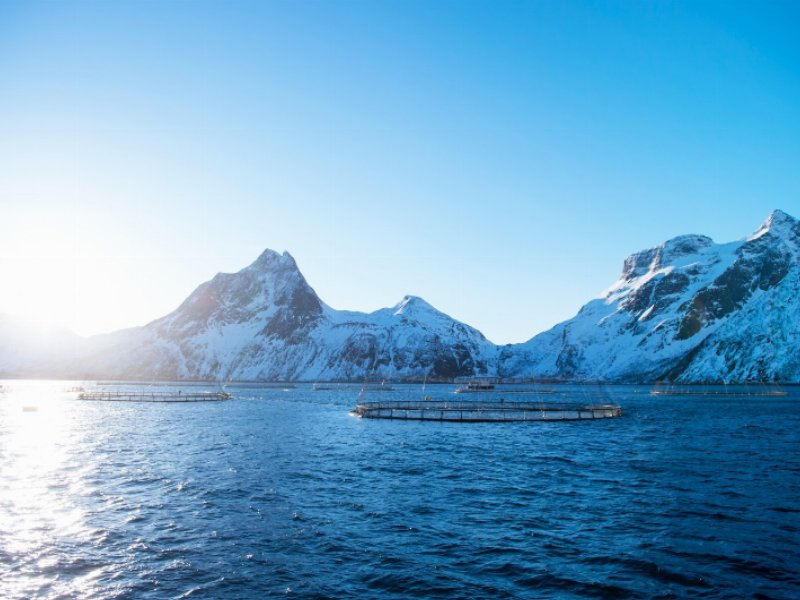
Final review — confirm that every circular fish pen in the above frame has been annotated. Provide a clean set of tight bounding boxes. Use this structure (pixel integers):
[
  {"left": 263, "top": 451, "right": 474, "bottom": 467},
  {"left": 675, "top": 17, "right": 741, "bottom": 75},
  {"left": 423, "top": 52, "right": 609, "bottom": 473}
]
[
  {"left": 76, "top": 390, "right": 232, "bottom": 403},
  {"left": 649, "top": 387, "right": 786, "bottom": 397},
  {"left": 352, "top": 400, "right": 622, "bottom": 422}
]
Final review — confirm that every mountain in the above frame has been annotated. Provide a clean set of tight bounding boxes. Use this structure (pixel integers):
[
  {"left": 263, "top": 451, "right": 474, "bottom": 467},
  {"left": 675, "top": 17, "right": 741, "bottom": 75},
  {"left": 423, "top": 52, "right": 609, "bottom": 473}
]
[
  {"left": 72, "top": 250, "right": 496, "bottom": 381},
  {"left": 503, "top": 209, "right": 800, "bottom": 383},
  {"left": 2, "top": 210, "right": 798, "bottom": 383}
]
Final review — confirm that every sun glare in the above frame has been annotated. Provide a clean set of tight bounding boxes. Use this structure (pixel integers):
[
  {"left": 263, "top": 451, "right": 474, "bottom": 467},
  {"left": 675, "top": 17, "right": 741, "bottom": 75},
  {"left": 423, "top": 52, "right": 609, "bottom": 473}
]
[
  {"left": 0, "top": 381, "right": 102, "bottom": 598},
  {"left": 0, "top": 211, "right": 152, "bottom": 336},
  {"left": 0, "top": 383, "right": 81, "bottom": 545}
]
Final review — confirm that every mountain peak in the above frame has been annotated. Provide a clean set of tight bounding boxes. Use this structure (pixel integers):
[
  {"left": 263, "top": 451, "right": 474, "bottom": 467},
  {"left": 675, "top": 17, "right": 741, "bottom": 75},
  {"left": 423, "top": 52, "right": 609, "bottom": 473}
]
[
  {"left": 161, "top": 247, "right": 320, "bottom": 337},
  {"left": 250, "top": 249, "right": 298, "bottom": 272},
  {"left": 661, "top": 233, "right": 714, "bottom": 259},
  {"left": 393, "top": 295, "right": 435, "bottom": 315},
  {"left": 768, "top": 208, "right": 795, "bottom": 222},
  {"left": 620, "top": 233, "right": 713, "bottom": 281},
  {"left": 749, "top": 209, "right": 797, "bottom": 240}
]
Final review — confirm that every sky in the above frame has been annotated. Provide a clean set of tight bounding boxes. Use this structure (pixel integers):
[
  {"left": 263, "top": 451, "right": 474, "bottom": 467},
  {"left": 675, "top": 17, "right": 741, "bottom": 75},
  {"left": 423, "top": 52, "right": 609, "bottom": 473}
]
[{"left": 0, "top": 0, "right": 798, "bottom": 344}]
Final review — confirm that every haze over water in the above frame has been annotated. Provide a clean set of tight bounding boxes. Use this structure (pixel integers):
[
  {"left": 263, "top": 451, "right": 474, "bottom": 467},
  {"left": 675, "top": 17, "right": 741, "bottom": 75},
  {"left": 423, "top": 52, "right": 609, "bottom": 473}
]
[{"left": 1, "top": 382, "right": 798, "bottom": 598}]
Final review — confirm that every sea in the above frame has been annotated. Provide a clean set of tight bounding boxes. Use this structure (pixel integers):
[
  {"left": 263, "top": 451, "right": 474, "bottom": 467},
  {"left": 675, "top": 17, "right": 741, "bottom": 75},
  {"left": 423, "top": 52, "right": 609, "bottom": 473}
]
[{"left": 1, "top": 381, "right": 798, "bottom": 599}]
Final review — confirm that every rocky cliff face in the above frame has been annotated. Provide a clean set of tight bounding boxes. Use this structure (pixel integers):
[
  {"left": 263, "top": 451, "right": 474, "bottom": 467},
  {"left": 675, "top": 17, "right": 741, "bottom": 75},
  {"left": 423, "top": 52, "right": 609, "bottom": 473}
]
[{"left": 506, "top": 210, "right": 800, "bottom": 382}]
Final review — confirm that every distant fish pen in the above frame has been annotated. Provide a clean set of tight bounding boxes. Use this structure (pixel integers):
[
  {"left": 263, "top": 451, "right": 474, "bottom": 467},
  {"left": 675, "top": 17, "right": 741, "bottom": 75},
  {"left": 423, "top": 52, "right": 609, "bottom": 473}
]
[
  {"left": 224, "top": 382, "right": 296, "bottom": 389},
  {"left": 77, "top": 390, "right": 232, "bottom": 403},
  {"left": 352, "top": 400, "right": 622, "bottom": 422},
  {"left": 360, "top": 382, "right": 395, "bottom": 392},
  {"left": 312, "top": 383, "right": 336, "bottom": 391},
  {"left": 649, "top": 386, "right": 787, "bottom": 397},
  {"left": 454, "top": 379, "right": 496, "bottom": 392},
  {"left": 453, "top": 377, "right": 557, "bottom": 395}
]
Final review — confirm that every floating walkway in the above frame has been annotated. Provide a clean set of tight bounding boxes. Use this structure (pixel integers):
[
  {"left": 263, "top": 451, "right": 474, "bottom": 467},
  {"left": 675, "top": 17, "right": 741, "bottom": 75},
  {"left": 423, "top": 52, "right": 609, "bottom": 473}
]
[
  {"left": 77, "top": 390, "right": 232, "bottom": 403},
  {"left": 352, "top": 400, "right": 622, "bottom": 422}
]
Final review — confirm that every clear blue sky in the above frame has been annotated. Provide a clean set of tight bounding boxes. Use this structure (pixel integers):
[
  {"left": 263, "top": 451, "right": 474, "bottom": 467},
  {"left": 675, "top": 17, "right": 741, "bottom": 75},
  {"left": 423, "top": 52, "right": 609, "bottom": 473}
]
[{"left": 1, "top": 0, "right": 798, "bottom": 343}]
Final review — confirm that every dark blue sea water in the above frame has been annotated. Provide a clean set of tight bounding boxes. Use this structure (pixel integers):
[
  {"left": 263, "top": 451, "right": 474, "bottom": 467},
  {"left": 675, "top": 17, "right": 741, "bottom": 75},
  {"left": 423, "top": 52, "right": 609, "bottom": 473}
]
[{"left": 1, "top": 381, "right": 799, "bottom": 599}]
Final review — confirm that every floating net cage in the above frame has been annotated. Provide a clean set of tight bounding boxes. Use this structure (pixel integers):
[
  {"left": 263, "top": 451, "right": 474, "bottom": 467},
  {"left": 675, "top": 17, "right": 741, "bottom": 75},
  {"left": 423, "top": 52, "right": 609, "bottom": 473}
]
[
  {"left": 648, "top": 382, "right": 787, "bottom": 397},
  {"left": 76, "top": 390, "right": 232, "bottom": 403},
  {"left": 353, "top": 378, "right": 622, "bottom": 421}
]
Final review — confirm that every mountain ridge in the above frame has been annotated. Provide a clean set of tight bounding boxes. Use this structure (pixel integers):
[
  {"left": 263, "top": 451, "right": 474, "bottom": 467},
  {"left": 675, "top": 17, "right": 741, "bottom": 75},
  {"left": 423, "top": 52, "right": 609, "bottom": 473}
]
[
  {"left": 1, "top": 209, "right": 798, "bottom": 383},
  {"left": 505, "top": 209, "right": 800, "bottom": 383}
]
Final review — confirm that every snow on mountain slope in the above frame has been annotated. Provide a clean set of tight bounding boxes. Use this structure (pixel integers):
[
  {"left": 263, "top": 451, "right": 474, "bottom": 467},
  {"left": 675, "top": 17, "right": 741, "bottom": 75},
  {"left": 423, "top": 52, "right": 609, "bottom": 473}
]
[
  {"left": 304, "top": 295, "right": 495, "bottom": 381},
  {"left": 76, "top": 250, "right": 496, "bottom": 381},
  {"left": 506, "top": 209, "right": 800, "bottom": 382}
]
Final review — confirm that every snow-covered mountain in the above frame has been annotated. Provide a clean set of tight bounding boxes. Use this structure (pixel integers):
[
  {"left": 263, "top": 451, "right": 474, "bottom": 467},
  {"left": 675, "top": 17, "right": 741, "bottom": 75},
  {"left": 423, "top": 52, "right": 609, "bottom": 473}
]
[
  {"left": 2, "top": 209, "right": 798, "bottom": 383},
  {"left": 503, "top": 209, "right": 800, "bottom": 383},
  {"left": 72, "top": 250, "right": 496, "bottom": 381}
]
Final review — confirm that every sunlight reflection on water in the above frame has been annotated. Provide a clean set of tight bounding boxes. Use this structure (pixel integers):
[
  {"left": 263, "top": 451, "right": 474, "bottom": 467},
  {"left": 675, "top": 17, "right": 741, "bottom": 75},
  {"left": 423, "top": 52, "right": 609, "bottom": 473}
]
[{"left": 0, "top": 382, "right": 100, "bottom": 598}]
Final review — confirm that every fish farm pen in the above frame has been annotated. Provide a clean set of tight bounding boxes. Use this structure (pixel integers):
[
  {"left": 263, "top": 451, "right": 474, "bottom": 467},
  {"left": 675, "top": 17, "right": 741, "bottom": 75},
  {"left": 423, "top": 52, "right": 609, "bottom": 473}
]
[
  {"left": 360, "top": 382, "right": 396, "bottom": 391},
  {"left": 76, "top": 391, "right": 232, "bottom": 403},
  {"left": 352, "top": 400, "right": 622, "bottom": 422},
  {"left": 224, "top": 382, "right": 297, "bottom": 389},
  {"left": 454, "top": 386, "right": 557, "bottom": 395},
  {"left": 649, "top": 388, "right": 787, "bottom": 397},
  {"left": 452, "top": 377, "right": 562, "bottom": 394}
]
